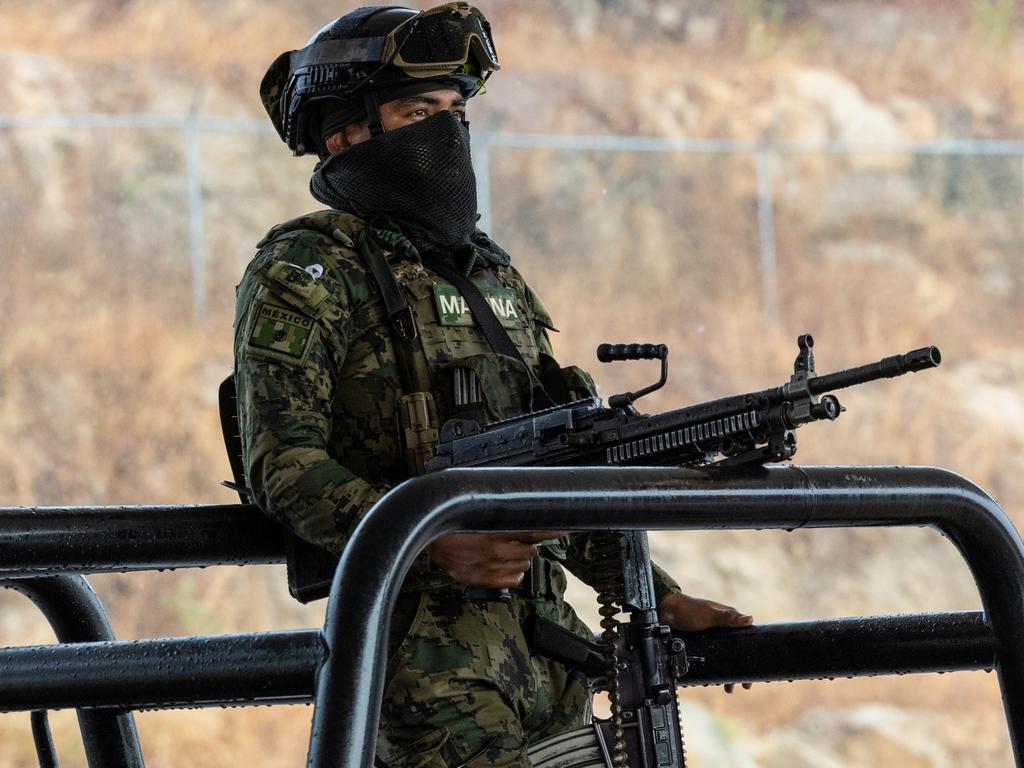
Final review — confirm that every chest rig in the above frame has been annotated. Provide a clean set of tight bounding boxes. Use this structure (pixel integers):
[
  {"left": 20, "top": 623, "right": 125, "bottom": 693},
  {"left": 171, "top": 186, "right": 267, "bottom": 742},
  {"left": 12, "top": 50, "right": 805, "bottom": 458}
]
[
  {"left": 356, "top": 226, "right": 571, "bottom": 475},
  {"left": 356, "top": 226, "right": 579, "bottom": 602}
]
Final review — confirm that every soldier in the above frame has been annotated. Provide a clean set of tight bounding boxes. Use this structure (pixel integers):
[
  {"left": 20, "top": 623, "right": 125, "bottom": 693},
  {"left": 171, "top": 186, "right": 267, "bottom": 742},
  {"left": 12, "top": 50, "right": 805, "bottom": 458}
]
[{"left": 236, "top": 4, "right": 752, "bottom": 765}]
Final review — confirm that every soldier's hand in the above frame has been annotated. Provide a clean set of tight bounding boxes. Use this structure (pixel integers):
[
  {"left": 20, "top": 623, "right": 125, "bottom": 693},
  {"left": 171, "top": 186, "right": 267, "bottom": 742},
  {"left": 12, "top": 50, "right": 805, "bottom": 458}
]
[
  {"left": 657, "top": 591, "right": 754, "bottom": 694},
  {"left": 427, "top": 532, "right": 564, "bottom": 589}
]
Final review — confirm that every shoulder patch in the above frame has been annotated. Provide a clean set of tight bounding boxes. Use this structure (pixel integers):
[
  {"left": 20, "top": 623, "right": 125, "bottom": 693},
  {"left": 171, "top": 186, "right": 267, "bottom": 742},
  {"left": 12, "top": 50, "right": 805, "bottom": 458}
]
[
  {"left": 255, "top": 260, "right": 338, "bottom": 320},
  {"left": 245, "top": 298, "right": 318, "bottom": 365}
]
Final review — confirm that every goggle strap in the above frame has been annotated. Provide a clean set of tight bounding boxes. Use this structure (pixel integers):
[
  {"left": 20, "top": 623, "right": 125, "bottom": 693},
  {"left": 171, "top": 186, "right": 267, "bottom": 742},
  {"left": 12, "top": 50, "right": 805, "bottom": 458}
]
[
  {"left": 290, "top": 37, "right": 387, "bottom": 71},
  {"left": 363, "top": 92, "right": 386, "bottom": 137}
]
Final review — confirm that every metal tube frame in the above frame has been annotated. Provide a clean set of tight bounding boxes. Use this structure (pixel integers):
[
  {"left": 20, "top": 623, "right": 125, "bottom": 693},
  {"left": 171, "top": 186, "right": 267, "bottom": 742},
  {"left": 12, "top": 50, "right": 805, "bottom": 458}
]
[
  {"left": 0, "top": 503, "right": 282, "bottom": 766},
  {"left": 1, "top": 576, "right": 145, "bottom": 768},
  {"left": 2, "top": 465, "right": 1022, "bottom": 767},
  {"left": 0, "top": 611, "right": 997, "bottom": 713},
  {"left": 30, "top": 710, "right": 59, "bottom": 768},
  {"left": 305, "top": 465, "right": 1024, "bottom": 768},
  {"left": 0, "top": 503, "right": 283, "bottom": 576}
]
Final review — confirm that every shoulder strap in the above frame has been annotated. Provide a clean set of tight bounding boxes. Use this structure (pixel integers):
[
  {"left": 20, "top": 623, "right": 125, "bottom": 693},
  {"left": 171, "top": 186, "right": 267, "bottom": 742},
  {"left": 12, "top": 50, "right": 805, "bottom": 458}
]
[
  {"left": 356, "top": 230, "right": 439, "bottom": 477},
  {"left": 357, "top": 230, "right": 418, "bottom": 343},
  {"left": 422, "top": 247, "right": 557, "bottom": 409},
  {"left": 356, "top": 230, "right": 428, "bottom": 396}
]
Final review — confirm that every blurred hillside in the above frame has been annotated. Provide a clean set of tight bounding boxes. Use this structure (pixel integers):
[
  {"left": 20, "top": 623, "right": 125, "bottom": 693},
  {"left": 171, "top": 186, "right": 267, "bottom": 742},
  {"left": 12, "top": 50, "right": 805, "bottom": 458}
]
[{"left": 1, "top": 1, "right": 1023, "bottom": 766}]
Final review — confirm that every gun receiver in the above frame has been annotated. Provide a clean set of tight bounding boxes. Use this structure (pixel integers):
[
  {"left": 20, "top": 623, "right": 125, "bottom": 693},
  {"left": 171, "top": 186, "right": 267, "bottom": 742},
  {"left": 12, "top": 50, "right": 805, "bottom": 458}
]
[{"left": 426, "top": 334, "right": 941, "bottom": 472}]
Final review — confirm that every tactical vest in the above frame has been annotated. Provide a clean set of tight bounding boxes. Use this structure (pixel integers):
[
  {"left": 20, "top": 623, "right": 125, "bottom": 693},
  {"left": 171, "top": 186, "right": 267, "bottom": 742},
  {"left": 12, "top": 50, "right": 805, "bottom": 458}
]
[{"left": 242, "top": 210, "right": 594, "bottom": 601}]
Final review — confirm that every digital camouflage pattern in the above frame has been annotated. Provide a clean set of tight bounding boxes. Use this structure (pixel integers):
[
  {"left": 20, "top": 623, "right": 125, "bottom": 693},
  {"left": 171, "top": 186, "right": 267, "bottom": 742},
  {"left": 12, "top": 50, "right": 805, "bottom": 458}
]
[
  {"left": 380, "top": 587, "right": 592, "bottom": 767},
  {"left": 233, "top": 209, "right": 563, "bottom": 555},
  {"left": 233, "top": 208, "right": 682, "bottom": 765}
]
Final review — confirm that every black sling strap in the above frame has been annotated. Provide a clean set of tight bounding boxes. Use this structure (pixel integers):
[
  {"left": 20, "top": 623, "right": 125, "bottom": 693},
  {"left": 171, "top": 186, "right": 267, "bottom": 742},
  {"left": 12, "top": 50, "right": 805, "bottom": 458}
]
[
  {"left": 422, "top": 247, "right": 559, "bottom": 409},
  {"left": 357, "top": 229, "right": 417, "bottom": 343},
  {"left": 357, "top": 229, "right": 426, "bottom": 397}
]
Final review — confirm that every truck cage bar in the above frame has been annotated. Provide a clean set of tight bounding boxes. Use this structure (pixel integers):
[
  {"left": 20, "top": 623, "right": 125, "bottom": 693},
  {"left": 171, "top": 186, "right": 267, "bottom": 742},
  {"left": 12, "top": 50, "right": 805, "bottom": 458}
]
[{"left": 1, "top": 465, "right": 1023, "bottom": 767}]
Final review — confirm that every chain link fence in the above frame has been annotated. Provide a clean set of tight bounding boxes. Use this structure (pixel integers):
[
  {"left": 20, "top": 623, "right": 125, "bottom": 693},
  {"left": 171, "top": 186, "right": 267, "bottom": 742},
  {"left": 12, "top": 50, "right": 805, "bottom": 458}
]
[{"left": 4, "top": 111, "right": 1023, "bottom": 327}]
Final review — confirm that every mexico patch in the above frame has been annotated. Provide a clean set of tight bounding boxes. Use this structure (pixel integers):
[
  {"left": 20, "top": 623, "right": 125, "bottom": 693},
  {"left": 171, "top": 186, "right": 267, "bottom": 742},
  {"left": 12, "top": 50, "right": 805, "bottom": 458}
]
[
  {"left": 432, "top": 283, "right": 523, "bottom": 330},
  {"left": 246, "top": 300, "right": 316, "bottom": 364}
]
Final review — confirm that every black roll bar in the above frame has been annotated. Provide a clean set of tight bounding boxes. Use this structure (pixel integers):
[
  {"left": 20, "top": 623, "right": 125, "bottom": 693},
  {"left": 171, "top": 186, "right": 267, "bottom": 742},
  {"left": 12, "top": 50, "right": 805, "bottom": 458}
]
[
  {"left": 0, "top": 630, "right": 324, "bottom": 711},
  {"left": 30, "top": 710, "right": 58, "bottom": 768},
  {"left": 2, "top": 576, "right": 145, "bottom": 768},
  {"left": 305, "top": 465, "right": 1024, "bottom": 768},
  {"left": 0, "top": 612, "right": 996, "bottom": 713},
  {"left": 1, "top": 466, "right": 1021, "bottom": 768},
  {"left": 680, "top": 610, "right": 997, "bottom": 684},
  {"left": 0, "top": 503, "right": 282, "bottom": 575}
]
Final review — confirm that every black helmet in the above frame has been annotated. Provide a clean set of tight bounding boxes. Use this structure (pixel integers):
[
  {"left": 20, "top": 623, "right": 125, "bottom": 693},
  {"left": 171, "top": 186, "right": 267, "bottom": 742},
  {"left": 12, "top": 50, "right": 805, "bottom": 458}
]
[{"left": 261, "top": 2, "right": 499, "bottom": 156}]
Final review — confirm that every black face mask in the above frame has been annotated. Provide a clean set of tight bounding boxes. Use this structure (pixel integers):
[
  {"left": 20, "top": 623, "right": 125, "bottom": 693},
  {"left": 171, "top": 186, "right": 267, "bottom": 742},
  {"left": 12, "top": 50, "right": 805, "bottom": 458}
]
[{"left": 310, "top": 110, "right": 478, "bottom": 249}]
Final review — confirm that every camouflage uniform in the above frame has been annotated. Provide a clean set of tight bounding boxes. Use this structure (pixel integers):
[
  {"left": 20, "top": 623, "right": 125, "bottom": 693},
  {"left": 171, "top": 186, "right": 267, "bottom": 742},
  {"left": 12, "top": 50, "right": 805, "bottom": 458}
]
[{"left": 233, "top": 209, "right": 681, "bottom": 766}]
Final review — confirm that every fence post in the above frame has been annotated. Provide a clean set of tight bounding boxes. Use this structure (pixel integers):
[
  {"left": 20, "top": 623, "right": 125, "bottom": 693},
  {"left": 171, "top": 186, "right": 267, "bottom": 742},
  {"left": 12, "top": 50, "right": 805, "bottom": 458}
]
[
  {"left": 755, "top": 149, "right": 780, "bottom": 323},
  {"left": 184, "top": 111, "right": 207, "bottom": 325}
]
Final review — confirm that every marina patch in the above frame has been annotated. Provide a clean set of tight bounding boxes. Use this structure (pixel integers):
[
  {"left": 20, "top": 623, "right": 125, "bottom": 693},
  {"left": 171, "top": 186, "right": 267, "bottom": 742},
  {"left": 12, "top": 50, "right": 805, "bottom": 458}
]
[{"left": 433, "top": 283, "right": 523, "bottom": 329}]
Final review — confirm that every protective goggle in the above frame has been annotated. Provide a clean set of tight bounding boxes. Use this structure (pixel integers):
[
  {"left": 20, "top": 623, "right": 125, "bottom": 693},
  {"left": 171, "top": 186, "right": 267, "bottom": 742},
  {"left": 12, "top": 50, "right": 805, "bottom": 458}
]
[
  {"left": 383, "top": 2, "right": 500, "bottom": 80},
  {"left": 286, "top": 2, "right": 498, "bottom": 88}
]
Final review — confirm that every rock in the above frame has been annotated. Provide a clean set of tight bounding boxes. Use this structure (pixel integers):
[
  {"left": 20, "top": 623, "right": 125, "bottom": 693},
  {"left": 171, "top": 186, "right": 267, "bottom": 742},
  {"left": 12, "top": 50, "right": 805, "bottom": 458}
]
[
  {"left": 815, "top": 171, "right": 922, "bottom": 228},
  {"left": 652, "top": 4, "right": 685, "bottom": 35},
  {"left": 754, "top": 729, "right": 847, "bottom": 768},
  {"left": 753, "top": 705, "right": 955, "bottom": 768},
  {"left": 889, "top": 96, "right": 940, "bottom": 141},
  {"left": 678, "top": 702, "right": 759, "bottom": 768},
  {"left": 787, "top": 69, "right": 907, "bottom": 169},
  {"left": 686, "top": 14, "right": 722, "bottom": 47},
  {"left": 952, "top": 352, "right": 1024, "bottom": 439}
]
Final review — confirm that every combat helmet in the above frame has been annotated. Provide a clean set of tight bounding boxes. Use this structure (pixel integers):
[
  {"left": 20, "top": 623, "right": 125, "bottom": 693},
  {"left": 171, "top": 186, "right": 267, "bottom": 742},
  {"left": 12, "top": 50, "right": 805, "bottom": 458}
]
[{"left": 261, "top": 2, "right": 500, "bottom": 156}]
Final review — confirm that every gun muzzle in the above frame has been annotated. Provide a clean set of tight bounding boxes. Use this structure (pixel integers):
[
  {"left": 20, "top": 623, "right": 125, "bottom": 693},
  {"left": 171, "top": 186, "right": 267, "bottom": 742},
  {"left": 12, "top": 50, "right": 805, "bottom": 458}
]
[
  {"left": 809, "top": 345, "right": 942, "bottom": 394},
  {"left": 904, "top": 346, "right": 942, "bottom": 371}
]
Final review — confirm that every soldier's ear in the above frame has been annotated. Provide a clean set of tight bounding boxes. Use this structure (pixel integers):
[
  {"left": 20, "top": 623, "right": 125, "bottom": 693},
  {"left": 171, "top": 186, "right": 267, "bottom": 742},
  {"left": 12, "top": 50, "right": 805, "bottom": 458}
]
[
  {"left": 326, "top": 120, "right": 374, "bottom": 154},
  {"left": 325, "top": 131, "right": 347, "bottom": 154}
]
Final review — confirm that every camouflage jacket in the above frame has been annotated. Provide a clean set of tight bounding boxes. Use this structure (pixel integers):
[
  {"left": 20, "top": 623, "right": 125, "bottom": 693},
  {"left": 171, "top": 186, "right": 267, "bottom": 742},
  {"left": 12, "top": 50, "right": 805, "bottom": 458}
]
[{"left": 233, "top": 209, "right": 681, "bottom": 601}]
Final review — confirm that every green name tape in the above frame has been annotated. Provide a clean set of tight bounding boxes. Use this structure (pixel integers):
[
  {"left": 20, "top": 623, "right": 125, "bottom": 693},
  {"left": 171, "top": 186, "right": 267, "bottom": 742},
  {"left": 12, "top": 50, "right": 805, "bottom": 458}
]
[{"left": 432, "top": 283, "right": 523, "bottom": 330}]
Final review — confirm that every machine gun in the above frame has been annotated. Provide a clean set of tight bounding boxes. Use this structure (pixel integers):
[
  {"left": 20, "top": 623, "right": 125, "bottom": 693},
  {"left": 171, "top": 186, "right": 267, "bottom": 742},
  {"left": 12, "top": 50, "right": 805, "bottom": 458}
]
[
  {"left": 426, "top": 334, "right": 941, "bottom": 474},
  {"left": 427, "top": 334, "right": 941, "bottom": 768}
]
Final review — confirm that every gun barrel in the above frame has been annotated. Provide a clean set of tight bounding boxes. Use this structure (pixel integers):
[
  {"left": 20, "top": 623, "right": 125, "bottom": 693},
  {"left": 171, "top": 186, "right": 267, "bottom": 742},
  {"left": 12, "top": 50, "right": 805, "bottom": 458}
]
[{"left": 808, "top": 346, "right": 941, "bottom": 395}]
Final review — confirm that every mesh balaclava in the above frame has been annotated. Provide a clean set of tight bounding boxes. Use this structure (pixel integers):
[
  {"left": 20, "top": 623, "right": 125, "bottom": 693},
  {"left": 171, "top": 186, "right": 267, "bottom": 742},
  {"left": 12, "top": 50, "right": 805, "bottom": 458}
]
[{"left": 310, "top": 109, "right": 478, "bottom": 249}]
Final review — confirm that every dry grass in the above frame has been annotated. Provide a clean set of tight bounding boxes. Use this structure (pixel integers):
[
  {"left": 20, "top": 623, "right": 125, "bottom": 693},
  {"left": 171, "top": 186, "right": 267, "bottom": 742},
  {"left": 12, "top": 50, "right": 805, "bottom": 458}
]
[{"left": 2, "top": 1, "right": 1024, "bottom": 766}]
